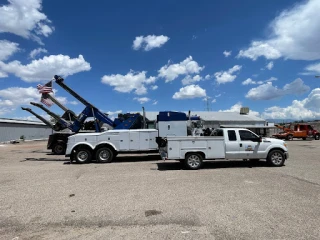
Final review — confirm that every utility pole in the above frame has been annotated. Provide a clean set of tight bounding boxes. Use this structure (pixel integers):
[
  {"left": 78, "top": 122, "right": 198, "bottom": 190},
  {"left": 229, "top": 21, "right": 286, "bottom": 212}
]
[{"left": 204, "top": 97, "right": 212, "bottom": 111}]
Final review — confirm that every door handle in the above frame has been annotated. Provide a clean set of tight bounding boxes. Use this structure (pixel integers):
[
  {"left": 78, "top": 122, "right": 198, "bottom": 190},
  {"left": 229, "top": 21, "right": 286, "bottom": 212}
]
[{"left": 240, "top": 143, "right": 242, "bottom": 147}]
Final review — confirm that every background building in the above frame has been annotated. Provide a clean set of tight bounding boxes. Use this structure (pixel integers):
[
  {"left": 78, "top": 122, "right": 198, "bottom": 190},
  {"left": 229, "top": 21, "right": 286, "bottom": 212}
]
[{"left": 0, "top": 119, "right": 52, "bottom": 143}]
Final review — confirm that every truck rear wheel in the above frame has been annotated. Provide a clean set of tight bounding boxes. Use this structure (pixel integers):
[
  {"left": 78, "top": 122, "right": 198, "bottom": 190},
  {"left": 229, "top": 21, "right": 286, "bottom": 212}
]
[
  {"left": 286, "top": 135, "right": 293, "bottom": 141},
  {"left": 52, "top": 143, "right": 66, "bottom": 155},
  {"left": 74, "top": 148, "right": 92, "bottom": 164},
  {"left": 267, "top": 150, "right": 285, "bottom": 167},
  {"left": 96, "top": 147, "right": 114, "bottom": 163},
  {"left": 185, "top": 153, "right": 203, "bottom": 170}
]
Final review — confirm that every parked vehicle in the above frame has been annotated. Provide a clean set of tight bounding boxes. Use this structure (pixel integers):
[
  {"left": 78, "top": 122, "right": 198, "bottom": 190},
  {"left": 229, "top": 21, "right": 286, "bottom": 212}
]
[
  {"left": 65, "top": 111, "right": 202, "bottom": 163},
  {"left": 273, "top": 123, "right": 320, "bottom": 141},
  {"left": 158, "top": 128, "right": 289, "bottom": 170}
]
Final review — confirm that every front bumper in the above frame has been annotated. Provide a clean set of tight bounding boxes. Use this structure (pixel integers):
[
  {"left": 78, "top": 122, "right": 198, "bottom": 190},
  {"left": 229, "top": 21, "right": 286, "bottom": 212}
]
[{"left": 284, "top": 151, "right": 289, "bottom": 159}]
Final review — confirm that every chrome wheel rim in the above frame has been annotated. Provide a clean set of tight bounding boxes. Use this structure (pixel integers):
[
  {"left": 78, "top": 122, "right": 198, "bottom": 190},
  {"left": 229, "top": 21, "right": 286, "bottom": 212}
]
[
  {"left": 77, "top": 151, "right": 88, "bottom": 162},
  {"left": 271, "top": 152, "right": 283, "bottom": 165},
  {"left": 99, "top": 150, "right": 110, "bottom": 161},
  {"left": 187, "top": 155, "right": 201, "bottom": 168}
]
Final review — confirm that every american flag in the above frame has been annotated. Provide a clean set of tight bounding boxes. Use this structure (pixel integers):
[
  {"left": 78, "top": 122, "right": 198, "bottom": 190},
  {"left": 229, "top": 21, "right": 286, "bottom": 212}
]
[
  {"left": 40, "top": 93, "right": 54, "bottom": 107},
  {"left": 37, "top": 80, "right": 53, "bottom": 94}
]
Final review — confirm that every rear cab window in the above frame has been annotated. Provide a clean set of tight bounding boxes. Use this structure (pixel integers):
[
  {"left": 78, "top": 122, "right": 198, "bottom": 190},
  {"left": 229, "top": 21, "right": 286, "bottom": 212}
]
[{"left": 228, "top": 130, "right": 237, "bottom": 141}]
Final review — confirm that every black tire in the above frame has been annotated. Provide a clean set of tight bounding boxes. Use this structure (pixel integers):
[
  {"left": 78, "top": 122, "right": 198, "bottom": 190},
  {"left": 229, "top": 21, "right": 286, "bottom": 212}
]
[
  {"left": 96, "top": 147, "right": 114, "bottom": 163},
  {"left": 184, "top": 153, "right": 203, "bottom": 170},
  {"left": 302, "top": 137, "right": 306, "bottom": 140},
  {"left": 315, "top": 134, "right": 320, "bottom": 140},
  {"left": 267, "top": 150, "right": 285, "bottom": 167},
  {"left": 286, "top": 135, "right": 293, "bottom": 141},
  {"left": 52, "top": 143, "right": 66, "bottom": 155},
  {"left": 74, "top": 148, "right": 92, "bottom": 164}
]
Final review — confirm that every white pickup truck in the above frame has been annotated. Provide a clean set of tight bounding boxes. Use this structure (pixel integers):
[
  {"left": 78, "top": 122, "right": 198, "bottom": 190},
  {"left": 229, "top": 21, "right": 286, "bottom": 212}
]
[{"left": 158, "top": 128, "right": 289, "bottom": 170}]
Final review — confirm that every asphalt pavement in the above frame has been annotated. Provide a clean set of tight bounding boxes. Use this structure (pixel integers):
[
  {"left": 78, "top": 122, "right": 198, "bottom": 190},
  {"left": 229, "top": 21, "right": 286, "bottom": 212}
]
[{"left": 0, "top": 140, "right": 319, "bottom": 239}]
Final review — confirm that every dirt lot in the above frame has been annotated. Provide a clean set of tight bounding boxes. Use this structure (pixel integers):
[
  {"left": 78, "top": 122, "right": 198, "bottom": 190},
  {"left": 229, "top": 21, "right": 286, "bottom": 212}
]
[{"left": 0, "top": 140, "right": 319, "bottom": 240}]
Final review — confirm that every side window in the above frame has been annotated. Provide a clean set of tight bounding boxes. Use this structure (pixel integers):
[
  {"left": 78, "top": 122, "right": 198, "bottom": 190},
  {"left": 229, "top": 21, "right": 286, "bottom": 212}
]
[
  {"left": 228, "top": 130, "right": 237, "bottom": 141},
  {"left": 239, "top": 130, "right": 258, "bottom": 141}
]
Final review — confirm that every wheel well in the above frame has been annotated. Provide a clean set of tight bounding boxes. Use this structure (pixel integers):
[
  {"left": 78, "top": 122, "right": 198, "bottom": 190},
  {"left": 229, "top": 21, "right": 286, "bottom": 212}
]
[
  {"left": 185, "top": 151, "right": 205, "bottom": 159},
  {"left": 267, "top": 148, "right": 284, "bottom": 156},
  {"left": 73, "top": 144, "right": 92, "bottom": 152}
]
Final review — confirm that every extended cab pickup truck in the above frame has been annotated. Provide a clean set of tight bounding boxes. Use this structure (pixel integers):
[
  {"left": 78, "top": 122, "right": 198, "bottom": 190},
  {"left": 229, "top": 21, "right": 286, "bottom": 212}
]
[{"left": 158, "top": 128, "right": 289, "bottom": 170}]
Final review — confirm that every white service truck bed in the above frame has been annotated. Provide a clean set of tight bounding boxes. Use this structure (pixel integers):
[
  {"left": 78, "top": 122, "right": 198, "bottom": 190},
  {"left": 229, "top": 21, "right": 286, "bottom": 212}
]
[{"left": 164, "top": 136, "right": 225, "bottom": 160}]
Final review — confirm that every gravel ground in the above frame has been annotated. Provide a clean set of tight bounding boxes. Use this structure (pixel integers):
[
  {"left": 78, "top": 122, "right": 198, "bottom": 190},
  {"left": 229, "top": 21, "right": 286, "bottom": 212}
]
[{"left": 0, "top": 140, "right": 319, "bottom": 240}]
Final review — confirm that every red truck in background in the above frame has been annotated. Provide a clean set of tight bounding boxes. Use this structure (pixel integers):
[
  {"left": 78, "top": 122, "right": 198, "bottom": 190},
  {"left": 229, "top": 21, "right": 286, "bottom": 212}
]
[{"left": 273, "top": 123, "right": 320, "bottom": 141}]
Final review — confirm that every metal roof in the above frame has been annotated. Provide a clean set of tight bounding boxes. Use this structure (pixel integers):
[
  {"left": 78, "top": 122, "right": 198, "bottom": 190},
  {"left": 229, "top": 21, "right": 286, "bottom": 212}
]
[
  {"left": 138, "top": 111, "right": 266, "bottom": 122},
  {"left": 220, "top": 125, "right": 276, "bottom": 129},
  {"left": 0, "top": 118, "right": 46, "bottom": 126}
]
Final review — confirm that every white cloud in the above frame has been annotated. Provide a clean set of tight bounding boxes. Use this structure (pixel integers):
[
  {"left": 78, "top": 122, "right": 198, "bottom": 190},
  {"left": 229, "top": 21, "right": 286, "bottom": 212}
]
[
  {"left": 205, "top": 74, "right": 211, "bottom": 80},
  {"left": 0, "top": 86, "right": 40, "bottom": 116},
  {"left": 152, "top": 100, "right": 158, "bottom": 105},
  {"left": 219, "top": 102, "right": 260, "bottom": 117},
  {"left": 237, "top": 0, "right": 320, "bottom": 61},
  {"left": 172, "top": 84, "right": 206, "bottom": 99},
  {"left": 242, "top": 78, "right": 256, "bottom": 85},
  {"left": 181, "top": 75, "right": 202, "bottom": 85},
  {"left": 0, "top": 54, "right": 91, "bottom": 82},
  {"left": 246, "top": 78, "right": 310, "bottom": 100},
  {"left": 158, "top": 56, "right": 204, "bottom": 82},
  {"left": 134, "top": 97, "right": 150, "bottom": 104},
  {"left": 303, "top": 62, "right": 320, "bottom": 75},
  {"left": 214, "top": 65, "right": 242, "bottom": 84},
  {"left": 266, "top": 61, "right": 274, "bottom": 70},
  {"left": 69, "top": 101, "right": 78, "bottom": 105},
  {"left": 29, "top": 48, "right": 47, "bottom": 59},
  {"left": 223, "top": 50, "right": 232, "bottom": 57},
  {"left": 0, "top": 0, "right": 54, "bottom": 42},
  {"left": 151, "top": 85, "right": 158, "bottom": 90},
  {"left": 0, "top": 71, "right": 8, "bottom": 78},
  {"left": 215, "top": 94, "right": 221, "bottom": 98},
  {"left": 133, "top": 35, "right": 169, "bottom": 51},
  {"left": 262, "top": 89, "right": 320, "bottom": 119},
  {"left": 101, "top": 70, "right": 155, "bottom": 95},
  {"left": 106, "top": 110, "right": 122, "bottom": 116},
  {"left": 242, "top": 77, "right": 278, "bottom": 85},
  {"left": 237, "top": 42, "right": 281, "bottom": 61},
  {"left": 0, "top": 40, "right": 19, "bottom": 61},
  {"left": 212, "top": 99, "right": 216, "bottom": 103},
  {"left": 54, "top": 96, "right": 78, "bottom": 106}
]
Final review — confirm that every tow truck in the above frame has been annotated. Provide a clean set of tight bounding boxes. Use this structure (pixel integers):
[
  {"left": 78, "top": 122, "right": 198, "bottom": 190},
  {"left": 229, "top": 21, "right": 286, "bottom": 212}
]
[
  {"left": 273, "top": 123, "right": 320, "bottom": 140},
  {"left": 23, "top": 75, "right": 147, "bottom": 154}
]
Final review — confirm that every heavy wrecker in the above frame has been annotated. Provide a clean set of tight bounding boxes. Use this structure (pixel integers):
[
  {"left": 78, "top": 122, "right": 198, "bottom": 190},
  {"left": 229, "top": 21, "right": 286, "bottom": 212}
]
[
  {"left": 22, "top": 75, "right": 148, "bottom": 154},
  {"left": 273, "top": 123, "right": 320, "bottom": 141}
]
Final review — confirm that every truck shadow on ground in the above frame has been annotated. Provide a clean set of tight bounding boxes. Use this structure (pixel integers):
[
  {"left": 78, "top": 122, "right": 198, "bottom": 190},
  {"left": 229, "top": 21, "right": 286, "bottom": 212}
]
[
  {"left": 156, "top": 160, "right": 271, "bottom": 171},
  {"left": 21, "top": 157, "right": 68, "bottom": 162}
]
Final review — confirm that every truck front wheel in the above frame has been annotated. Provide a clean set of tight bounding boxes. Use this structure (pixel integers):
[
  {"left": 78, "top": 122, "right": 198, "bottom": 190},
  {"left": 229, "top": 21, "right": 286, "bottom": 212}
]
[
  {"left": 315, "top": 134, "right": 320, "bottom": 140},
  {"left": 185, "top": 153, "right": 203, "bottom": 170},
  {"left": 96, "top": 147, "right": 114, "bottom": 163},
  {"left": 74, "top": 148, "right": 92, "bottom": 164},
  {"left": 267, "top": 150, "right": 285, "bottom": 167}
]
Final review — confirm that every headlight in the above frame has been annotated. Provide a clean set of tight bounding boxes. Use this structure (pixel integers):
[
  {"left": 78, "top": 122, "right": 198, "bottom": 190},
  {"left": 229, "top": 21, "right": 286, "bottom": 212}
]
[{"left": 283, "top": 142, "right": 287, "bottom": 148}]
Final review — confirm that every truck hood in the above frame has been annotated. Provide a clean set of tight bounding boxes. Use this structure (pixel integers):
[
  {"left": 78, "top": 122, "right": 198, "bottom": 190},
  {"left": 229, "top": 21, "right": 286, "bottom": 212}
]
[{"left": 263, "top": 137, "right": 285, "bottom": 144}]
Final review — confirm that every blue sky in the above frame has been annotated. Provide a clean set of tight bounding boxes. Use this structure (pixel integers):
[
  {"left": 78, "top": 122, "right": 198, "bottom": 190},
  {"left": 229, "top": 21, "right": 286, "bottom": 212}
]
[{"left": 1, "top": 0, "right": 320, "bottom": 121}]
